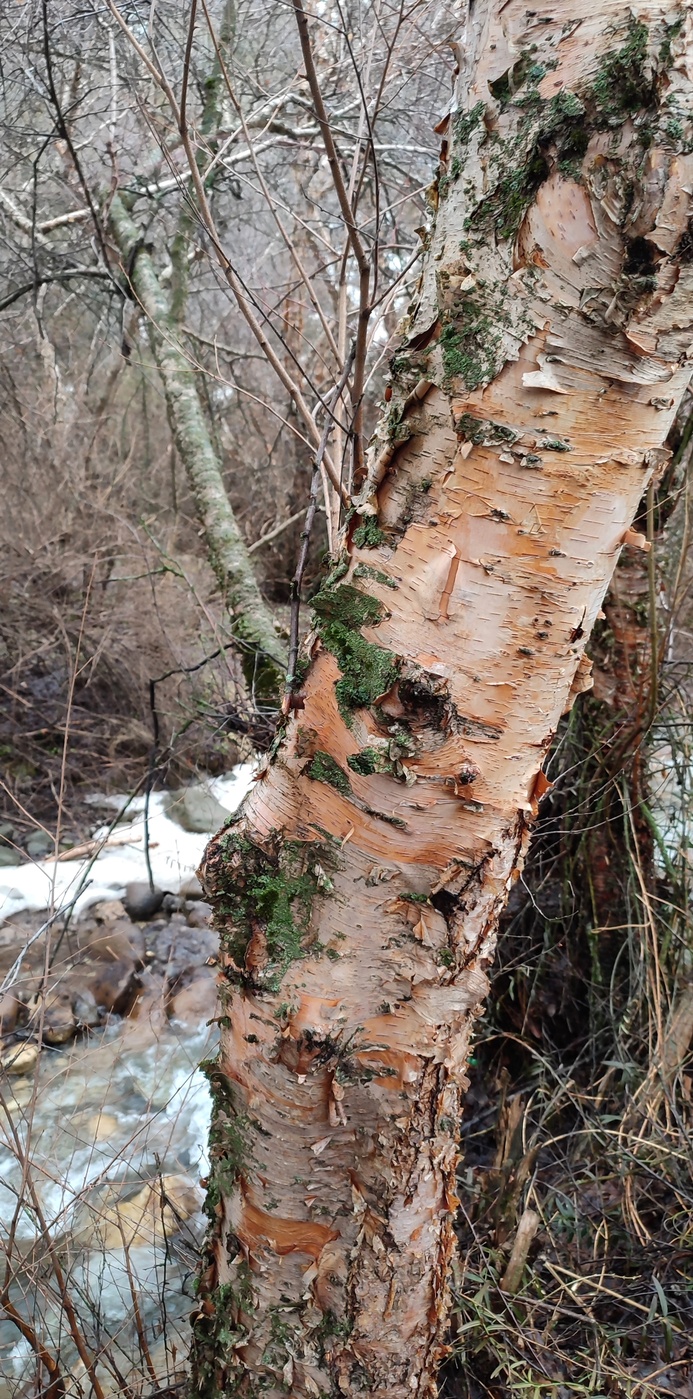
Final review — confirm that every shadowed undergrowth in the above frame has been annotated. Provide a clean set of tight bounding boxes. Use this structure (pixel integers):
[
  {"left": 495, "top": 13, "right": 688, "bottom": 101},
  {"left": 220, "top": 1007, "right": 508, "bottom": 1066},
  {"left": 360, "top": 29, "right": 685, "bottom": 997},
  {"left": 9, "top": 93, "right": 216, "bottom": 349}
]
[{"left": 443, "top": 677, "right": 693, "bottom": 1398}]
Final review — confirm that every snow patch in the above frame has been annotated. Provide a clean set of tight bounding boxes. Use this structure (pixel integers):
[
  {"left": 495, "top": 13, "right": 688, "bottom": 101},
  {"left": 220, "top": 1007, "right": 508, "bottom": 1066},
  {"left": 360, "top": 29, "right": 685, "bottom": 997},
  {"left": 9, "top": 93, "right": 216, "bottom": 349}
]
[{"left": 0, "top": 763, "right": 255, "bottom": 922}]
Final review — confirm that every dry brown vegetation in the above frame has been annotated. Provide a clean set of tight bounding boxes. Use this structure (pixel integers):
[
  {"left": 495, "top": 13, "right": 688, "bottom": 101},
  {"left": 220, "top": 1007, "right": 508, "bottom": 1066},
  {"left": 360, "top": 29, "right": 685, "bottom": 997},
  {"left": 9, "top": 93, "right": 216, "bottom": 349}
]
[{"left": 0, "top": 0, "right": 444, "bottom": 836}]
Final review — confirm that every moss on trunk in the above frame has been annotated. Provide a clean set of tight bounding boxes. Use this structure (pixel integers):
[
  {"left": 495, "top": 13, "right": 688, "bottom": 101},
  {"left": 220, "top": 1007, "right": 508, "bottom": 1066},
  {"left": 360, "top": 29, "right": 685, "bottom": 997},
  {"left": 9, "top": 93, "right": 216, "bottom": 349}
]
[
  {"left": 191, "top": 5, "right": 693, "bottom": 1396},
  {"left": 108, "top": 194, "right": 286, "bottom": 701}
]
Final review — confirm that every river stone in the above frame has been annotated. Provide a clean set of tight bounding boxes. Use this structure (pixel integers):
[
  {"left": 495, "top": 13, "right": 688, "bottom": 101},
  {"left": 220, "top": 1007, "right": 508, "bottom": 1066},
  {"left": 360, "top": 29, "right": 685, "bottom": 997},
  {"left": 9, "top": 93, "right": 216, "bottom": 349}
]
[
  {"left": 92, "top": 898, "right": 127, "bottom": 922},
  {"left": 123, "top": 969, "right": 168, "bottom": 1043},
  {"left": 0, "top": 1041, "right": 39, "bottom": 1075},
  {"left": 73, "top": 988, "right": 101, "bottom": 1028},
  {"left": 74, "top": 1173, "right": 204, "bottom": 1250},
  {"left": 87, "top": 1111, "right": 119, "bottom": 1141},
  {"left": 165, "top": 785, "right": 231, "bottom": 833},
  {"left": 169, "top": 968, "right": 218, "bottom": 1026},
  {"left": 83, "top": 959, "right": 138, "bottom": 1014},
  {"left": 151, "top": 918, "right": 217, "bottom": 976},
  {"left": 25, "top": 831, "right": 52, "bottom": 859},
  {"left": 0, "top": 848, "right": 21, "bottom": 867},
  {"left": 0, "top": 992, "right": 19, "bottom": 1034},
  {"left": 161, "top": 892, "right": 186, "bottom": 915},
  {"left": 180, "top": 873, "right": 204, "bottom": 899},
  {"left": 186, "top": 900, "right": 212, "bottom": 929},
  {"left": 77, "top": 915, "right": 145, "bottom": 966},
  {"left": 41, "top": 990, "right": 76, "bottom": 1045},
  {"left": 123, "top": 881, "right": 164, "bottom": 920}
]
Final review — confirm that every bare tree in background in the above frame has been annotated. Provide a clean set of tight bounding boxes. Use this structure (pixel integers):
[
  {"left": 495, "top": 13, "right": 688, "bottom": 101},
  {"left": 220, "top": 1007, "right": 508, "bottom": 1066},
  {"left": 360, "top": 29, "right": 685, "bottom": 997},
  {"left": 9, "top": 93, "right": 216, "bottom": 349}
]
[{"left": 1, "top": 0, "right": 444, "bottom": 712}]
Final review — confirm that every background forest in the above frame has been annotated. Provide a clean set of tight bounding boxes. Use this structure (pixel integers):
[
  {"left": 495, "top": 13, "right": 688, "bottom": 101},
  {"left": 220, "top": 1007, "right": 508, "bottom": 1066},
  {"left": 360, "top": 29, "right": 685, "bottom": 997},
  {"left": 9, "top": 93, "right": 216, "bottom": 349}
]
[{"left": 0, "top": 1, "right": 692, "bottom": 1396}]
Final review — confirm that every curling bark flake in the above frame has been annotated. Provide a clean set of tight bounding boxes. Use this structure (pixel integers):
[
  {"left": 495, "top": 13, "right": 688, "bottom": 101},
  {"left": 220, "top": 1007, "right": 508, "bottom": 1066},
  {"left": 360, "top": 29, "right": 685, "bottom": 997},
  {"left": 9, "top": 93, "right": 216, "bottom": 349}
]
[{"left": 192, "top": 5, "right": 693, "bottom": 1396}]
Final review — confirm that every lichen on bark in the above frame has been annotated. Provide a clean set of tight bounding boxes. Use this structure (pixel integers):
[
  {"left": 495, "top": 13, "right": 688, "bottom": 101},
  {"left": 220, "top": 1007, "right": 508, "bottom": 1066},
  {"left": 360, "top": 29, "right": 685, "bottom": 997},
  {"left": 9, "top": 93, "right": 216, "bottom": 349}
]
[{"left": 107, "top": 194, "right": 286, "bottom": 700}]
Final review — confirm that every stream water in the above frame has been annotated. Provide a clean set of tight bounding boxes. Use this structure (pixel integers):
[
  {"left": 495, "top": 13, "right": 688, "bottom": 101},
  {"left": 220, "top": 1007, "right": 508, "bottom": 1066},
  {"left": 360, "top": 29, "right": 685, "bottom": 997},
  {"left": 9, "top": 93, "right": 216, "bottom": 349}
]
[{"left": 0, "top": 768, "right": 254, "bottom": 1397}]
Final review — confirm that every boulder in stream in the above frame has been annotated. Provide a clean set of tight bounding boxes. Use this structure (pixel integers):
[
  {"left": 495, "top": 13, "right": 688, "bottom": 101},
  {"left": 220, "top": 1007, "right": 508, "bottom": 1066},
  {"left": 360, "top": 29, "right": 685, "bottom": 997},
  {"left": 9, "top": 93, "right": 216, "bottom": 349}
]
[
  {"left": 169, "top": 967, "right": 218, "bottom": 1026},
  {"left": 41, "top": 989, "right": 77, "bottom": 1044},
  {"left": 0, "top": 1040, "right": 39, "bottom": 1075},
  {"left": 0, "top": 990, "right": 19, "bottom": 1034},
  {"left": 123, "top": 882, "right": 165, "bottom": 921},
  {"left": 165, "top": 784, "right": 231, "bottom": 833},
  {"left": 74, "top": 1172, "right": 204, "bottom": 1250}
]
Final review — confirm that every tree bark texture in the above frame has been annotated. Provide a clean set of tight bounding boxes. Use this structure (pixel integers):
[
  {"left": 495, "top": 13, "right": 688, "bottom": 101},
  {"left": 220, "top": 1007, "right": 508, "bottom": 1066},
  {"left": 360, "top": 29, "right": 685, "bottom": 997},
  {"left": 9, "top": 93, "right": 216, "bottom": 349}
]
[
  {"left": 108, "top": 193, "right": 287, "bottom": 695},
  {"left": 191, "top": 6, "right": 693, "bottom": 1396}
]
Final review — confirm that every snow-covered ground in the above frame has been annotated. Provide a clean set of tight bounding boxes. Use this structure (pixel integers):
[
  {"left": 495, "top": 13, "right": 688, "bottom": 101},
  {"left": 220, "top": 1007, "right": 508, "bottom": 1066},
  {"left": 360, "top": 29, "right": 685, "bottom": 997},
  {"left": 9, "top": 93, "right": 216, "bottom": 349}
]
[{"left": 0, "top": 764, "right": 255, "bottom": 922}]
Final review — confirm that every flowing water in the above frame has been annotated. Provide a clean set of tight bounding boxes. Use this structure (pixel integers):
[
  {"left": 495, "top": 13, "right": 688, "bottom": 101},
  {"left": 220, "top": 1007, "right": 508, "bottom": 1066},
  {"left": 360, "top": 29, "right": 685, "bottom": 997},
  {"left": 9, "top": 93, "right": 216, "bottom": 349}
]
[{"left": 0, "top": 768, "right": 254, "bottom": 1397}]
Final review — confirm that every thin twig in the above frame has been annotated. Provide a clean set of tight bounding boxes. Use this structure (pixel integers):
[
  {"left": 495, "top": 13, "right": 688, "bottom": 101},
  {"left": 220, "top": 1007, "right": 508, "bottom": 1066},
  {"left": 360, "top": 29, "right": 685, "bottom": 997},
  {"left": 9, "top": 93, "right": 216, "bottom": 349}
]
[
  {"left": 248, "top": 508, "right": 309, "bottom": 554},
  {"left": 284, "top": 344, "right": 356, "bottom": 706},
  {"left": 292, "top": 0, "right": 371, "bottom": 484}
]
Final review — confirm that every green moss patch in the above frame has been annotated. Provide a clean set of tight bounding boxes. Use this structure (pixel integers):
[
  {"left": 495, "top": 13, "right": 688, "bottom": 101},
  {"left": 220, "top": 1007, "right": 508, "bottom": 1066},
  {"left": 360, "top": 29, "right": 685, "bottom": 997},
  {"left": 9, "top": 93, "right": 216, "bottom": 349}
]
[
  {"left": 307, "top": 750, "right": 352, "bottom": 796},
  {"left": 201, "top": 1062, "right": 252, "bottom": 1207},
  {"left": 352, "top": 517, "right": 386, "bottom": 548},
  {"left": 353, "top": 562, "right": 398, "bottom": 590},
  {"left": 466, "top": 85, "right": 586, "bottom": 246},
  {"left": 215, "top": 830, "right": 326, "bottom": 985},
  {"left": 312, "top": 582, "right": 399, "bottom": 716},
  {"left": 477, "top": 147, "right": 551, "bottom": 242},
  {"left": 190, "top": 1269, "right": 254, "bottom": 1399},
  {"left": 312, "top": 581, "right": 384, "bottom": 631},
  {"left": 454, "top": 100, "right": 486, "bottom": 147},
  {"left": 455, "top": 412, "right": 519, "bottom": 447},
  {"left": 593, "top": 17, "right": 652, "bottom": 124},
  {"left": 441, "top": 299, "right": 505, "bottom": 391},
  {"left": 347, "top": 728, "right": 417, "bottom": 783}
]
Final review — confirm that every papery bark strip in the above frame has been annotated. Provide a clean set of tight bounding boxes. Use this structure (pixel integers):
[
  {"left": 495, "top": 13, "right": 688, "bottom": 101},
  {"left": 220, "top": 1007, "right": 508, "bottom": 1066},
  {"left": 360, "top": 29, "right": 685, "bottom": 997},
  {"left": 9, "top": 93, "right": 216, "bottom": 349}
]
[{"left": 192, "top": 6, "right": 693, "bottom": 1395}]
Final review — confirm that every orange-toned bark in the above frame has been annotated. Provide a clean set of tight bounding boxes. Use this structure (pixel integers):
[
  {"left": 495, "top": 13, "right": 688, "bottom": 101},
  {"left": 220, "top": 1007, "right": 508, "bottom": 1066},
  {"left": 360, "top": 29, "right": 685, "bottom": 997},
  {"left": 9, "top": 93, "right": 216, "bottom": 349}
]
[{"left": 191, "top": 6, "right": 693, "bottom": 1396}]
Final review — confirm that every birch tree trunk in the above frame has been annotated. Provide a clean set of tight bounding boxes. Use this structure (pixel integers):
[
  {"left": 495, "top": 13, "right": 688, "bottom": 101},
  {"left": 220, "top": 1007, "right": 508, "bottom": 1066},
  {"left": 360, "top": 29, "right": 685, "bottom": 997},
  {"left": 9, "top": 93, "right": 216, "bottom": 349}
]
[
  {"left": 191, "top": 5, "right": 693, "bottom": 1395},
  {"left": 108, "top": 193, "right": 287, "bottom": 697}
]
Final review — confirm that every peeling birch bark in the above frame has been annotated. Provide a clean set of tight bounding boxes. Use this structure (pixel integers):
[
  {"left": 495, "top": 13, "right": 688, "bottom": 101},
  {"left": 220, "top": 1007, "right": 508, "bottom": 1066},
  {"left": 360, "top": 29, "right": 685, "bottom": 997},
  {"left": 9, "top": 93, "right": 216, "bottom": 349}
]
[
  {"left": 108, "top": 194, "right": 286, "bottom": 695},
  {"left": 192, "top": 6, "right": 693, "bottom": 1396}
]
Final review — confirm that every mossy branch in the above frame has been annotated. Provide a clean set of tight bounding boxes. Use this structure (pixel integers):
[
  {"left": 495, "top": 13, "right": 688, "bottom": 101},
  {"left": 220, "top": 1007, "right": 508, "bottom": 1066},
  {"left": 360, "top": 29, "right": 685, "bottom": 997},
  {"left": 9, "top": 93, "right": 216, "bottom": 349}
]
[{"left": 108, "top": 192, "right": 286, "bottom": 702}]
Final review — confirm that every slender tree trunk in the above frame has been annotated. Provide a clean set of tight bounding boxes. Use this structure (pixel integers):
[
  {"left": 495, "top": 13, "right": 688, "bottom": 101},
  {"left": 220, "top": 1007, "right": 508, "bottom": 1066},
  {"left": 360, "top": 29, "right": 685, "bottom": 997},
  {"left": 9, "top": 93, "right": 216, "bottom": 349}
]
[
  {"left": 191, "top": 6, "right": 693, "bottom": 1396},
  {"left": 108, "top": 194, "right": 286, "bottom": 698}
]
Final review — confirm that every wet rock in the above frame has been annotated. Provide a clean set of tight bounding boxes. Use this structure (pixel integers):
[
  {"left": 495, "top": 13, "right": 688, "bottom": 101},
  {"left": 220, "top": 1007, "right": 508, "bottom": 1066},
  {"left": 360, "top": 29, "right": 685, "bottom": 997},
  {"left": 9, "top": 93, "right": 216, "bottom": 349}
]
[
  {"left": 0, "top": 1040, "right": 39, "bottom": 1075},
  {"left": 86, "top": 1110, "right": 119, "bottom": 1141},
  {"left": 0, "top": 913, "right": 51, "bottom": 1004},
  {"left": 169, "top": 968, "right": 219, "bottom": 1027},
  {"left": 0, "top": 847, "right": 21, "bottom": 867},
  {"left": 123, "top": 881, "right": 165, "bottom": 921},
  {"left": 162, "top": 892, "right": 186, "bottom": 916},
  {"left": 124, "top": 969, "right": 168, "bottom": 1043},
  {"left": 0, "top": 991, "right": 19, "bottom": 1034},
  {"left": 81, "top": 959, "right": 138, "bottom": 1015},
  {"left": 91, "top": 898, "right": 128, "bottom": 922},
  {"left": 186, "top": 901, "right": 212, "bottom": 929},
  {"left": 25, "top": 830, "right": 53, "bottom": 859},
  {"left": 77, "top": 915, "right": 145, "bottom": 966},
  {"left": 165, "top": 785, "right": 230, "bottom": 834},
  {"left": 151, "top": 917, "right": 217, "bottom": 977},
  {"left": 73, "top": 988, "right": 101, "bottom": 1028},
  {"left": 142, "top": 916, "right": 168, "bottom": 943},
  {"left": 38, "top": 990, "right": 76, "bottom": 1045},
  {"left": 180, "top": 873, "right": 204, "bottom": 900},
  {"left": 74, "top": 1173, "right": 204, "bottom": 1250}
]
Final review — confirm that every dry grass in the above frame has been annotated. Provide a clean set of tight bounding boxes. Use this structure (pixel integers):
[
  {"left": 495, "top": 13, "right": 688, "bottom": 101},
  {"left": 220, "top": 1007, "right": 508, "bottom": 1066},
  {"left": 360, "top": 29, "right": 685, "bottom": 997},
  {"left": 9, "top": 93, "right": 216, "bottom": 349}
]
[{"left": 443, "top": 686, "right": 693, "bottom": 1398}]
